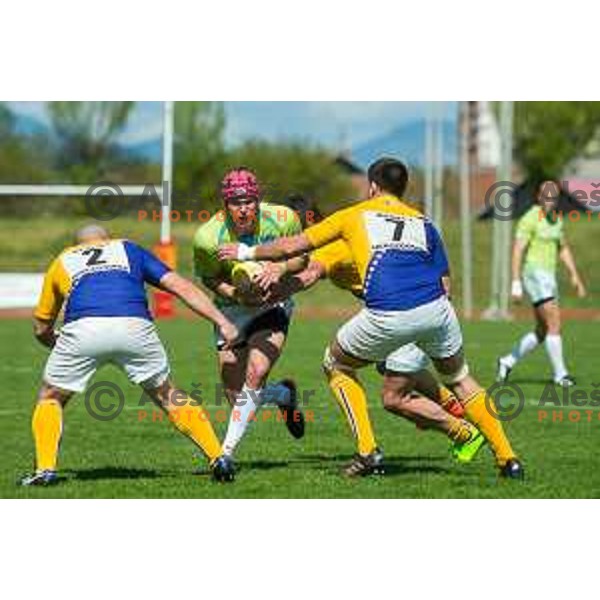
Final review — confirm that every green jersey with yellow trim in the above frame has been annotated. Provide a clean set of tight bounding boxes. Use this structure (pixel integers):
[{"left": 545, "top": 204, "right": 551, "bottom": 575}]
[
  {"left": 515, "top": 206, "right": 564, "bottom": 273},
  {"left": 193, "top": 202, "right": 301, "bottom": 305}
]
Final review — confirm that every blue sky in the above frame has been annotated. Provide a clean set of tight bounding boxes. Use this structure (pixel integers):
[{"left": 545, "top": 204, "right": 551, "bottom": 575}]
[
  {"left": 225, "top": 101, "right": 458, "bottom": 149},
  {"left": 7, "top": 101, "right": 458, "bottom": 152}
]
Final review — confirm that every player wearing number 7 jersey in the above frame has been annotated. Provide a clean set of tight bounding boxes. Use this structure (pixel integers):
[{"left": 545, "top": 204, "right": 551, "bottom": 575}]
[{"left": 219, "top": 157, "right": 523, "bottom": 479}]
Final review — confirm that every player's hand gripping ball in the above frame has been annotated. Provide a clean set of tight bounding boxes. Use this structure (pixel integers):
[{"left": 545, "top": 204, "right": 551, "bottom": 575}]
[{"left": 231, "top": 261, "right": 266, "bottom": 298}]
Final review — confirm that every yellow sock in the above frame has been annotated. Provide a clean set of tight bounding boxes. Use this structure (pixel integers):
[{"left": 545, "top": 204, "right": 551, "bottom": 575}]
[
  {"left": 464, "top": 390, "right": 516, "bottom": 466},
  {"left": 167, "top": 399, "right": 222, "bottom": 463},
  {"left": 328, "top": 370, "right": 377, "bottom": 456},
  {"left": 447, "top": 418, "right": 473, "bottom": 444},
  {"left": 32, "top": 399, "right": 63, "bottom": 472}
]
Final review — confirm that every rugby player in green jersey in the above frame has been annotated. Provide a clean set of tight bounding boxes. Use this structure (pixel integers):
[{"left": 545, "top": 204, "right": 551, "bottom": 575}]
[
  {"left": 193, "top": 168, "right": 307, "bottom": 460},
  {"left": 497, "top": 180, "right": 587, "bottom": 387}
]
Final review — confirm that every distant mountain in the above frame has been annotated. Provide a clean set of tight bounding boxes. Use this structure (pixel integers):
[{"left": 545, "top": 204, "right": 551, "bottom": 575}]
[
  {"left": 124, "top": 140, "right": 162, "bottom": 162},
  {"left": 13, "top": 113, "right": 48, "bottom": 137},
  {"left": 8, "top": 110, "right": 457, "bottom": 169},
  {"left": 106, "top": 119, "right": 459, "bottom": 166},
  {"left": 351, "top": 119, "right": 457, "bottom": 170}
]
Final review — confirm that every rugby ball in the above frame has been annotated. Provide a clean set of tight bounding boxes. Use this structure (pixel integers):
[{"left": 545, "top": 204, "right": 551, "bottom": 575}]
[{"left": 231, "top": 261, "right": 265, "bottom": 294}]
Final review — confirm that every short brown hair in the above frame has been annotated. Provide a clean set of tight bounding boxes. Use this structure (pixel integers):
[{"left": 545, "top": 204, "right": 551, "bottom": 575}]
[{"left": 367, "top": 157, "right": 409, "bottom": 197}]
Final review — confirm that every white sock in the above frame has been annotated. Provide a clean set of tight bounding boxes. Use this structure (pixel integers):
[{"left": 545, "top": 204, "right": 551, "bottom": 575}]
[
  {"left": 222, "top": 384, "right": 262, "bottom": 456},
  {"left": 260, "top": 383, "right": 291, "bottom": 407},
  {"left": 504, "top": 332, "right": 539, "bottom": 368},
  {"left": 545, "top": 334, "right": 568, "bottom": 381}
]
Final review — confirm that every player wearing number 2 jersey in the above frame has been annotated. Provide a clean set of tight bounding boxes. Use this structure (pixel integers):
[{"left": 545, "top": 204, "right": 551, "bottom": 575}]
[
  {"left": 219, "top": 157, "right": 523, "bottom": 479},
  {"left": 21, "top": 225, "right": 239, "bottom": 486}
]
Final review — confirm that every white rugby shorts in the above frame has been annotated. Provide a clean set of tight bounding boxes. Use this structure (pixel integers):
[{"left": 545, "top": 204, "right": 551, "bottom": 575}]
[
  {"left": 337, "top": 296, "right": 463, "bottom": 363},
  {"left": 44, "top": 317, "right": 170, "bottom": 392},
  {"left": 383, "top": 343, "right": 431, "bottom": 373},
  {"left": 522, "top": 268, "right": 558, "bottom": 306}
]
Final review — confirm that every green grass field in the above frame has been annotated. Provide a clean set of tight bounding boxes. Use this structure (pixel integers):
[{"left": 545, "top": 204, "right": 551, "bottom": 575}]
[
  {"left": 2, "top": 212, "right": 599, "bottom": 497},
  {"left": 3, "top": 312, "right": 600, "bottom": 498}
]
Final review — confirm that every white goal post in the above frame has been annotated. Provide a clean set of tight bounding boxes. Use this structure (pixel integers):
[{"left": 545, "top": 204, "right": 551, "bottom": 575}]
[{"left": 0, "top": 101, "right": 175, "bottom": 245}]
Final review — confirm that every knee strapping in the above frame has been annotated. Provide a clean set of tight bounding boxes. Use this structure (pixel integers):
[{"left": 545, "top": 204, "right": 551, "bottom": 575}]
[
  {"left": 322, "top": 347, "right": 356, "bottom": 377},
  {"left": 442, "top": 363, "right": 470, "bottom": 385}
]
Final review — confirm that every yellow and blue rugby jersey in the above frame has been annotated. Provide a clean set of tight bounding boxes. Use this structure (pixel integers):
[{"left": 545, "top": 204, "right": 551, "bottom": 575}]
[
  {"left": 311, "top": 240, "right": 363, "bottom": 297},
  {"left": 34, "top": 240, "right": 171, "bottom": 324},
  {"left": 304, "top": 195, "right": 449, "bottom": 311}
]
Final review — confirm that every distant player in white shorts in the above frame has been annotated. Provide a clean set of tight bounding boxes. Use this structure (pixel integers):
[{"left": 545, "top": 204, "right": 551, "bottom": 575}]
[
  {"left": 219, "top": 157, "right": 524, "bottom": 479},
  {"left": 497, "top": 180, "right": 587, "bottom": 386},
  {"left": 21, "top": 225, "right": 240, "bottom": 486}
]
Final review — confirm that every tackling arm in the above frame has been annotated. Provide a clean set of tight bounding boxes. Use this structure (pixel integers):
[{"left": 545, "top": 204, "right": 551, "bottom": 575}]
[
  {"left": 281, "top": 254, "right": 310, "bottom": 275},
  {"left": 203, "top": 275, "right": 265, "bottom": 307},
  {"left": 218, "top": 233, "right": 314, "bottom": 262},
  {"left": 268, "top": 259, "right": 327, "bottom": 302},
  {"left": 253, "top": 254, "right": 310, "bottom": 291},
  {"left": 255, "top": 233, "right": 313, "bottom": 260},
  {"left": 202, "top": 276, "right": 239, "bottom": 303},
  {"left": 296, "top": 260, "right": 327, "bottom": 290},
  {"left": 160, "top": 272, "right": 239, "bottom": 345}
]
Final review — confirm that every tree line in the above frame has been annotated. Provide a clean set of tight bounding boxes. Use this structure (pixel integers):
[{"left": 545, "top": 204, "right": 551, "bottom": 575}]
[
  {"left": 1, "top": 101, "right": 600, "bottom": 218},
  {"left": 0, "top": 101, "right": 355, "bottom": 217}
]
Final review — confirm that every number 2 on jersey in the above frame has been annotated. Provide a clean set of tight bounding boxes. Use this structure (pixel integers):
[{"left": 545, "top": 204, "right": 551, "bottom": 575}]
[{"left": 82, "top": 247, "right": 107, "bottom": 266}]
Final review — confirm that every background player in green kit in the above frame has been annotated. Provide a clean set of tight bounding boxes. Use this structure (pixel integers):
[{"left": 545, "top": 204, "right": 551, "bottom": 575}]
[
  {"left": 497, "top": 180, "right": 587, "bottom": 387},
  {"left": 193, "top": 167, "right": 307, "bottom": 460}
]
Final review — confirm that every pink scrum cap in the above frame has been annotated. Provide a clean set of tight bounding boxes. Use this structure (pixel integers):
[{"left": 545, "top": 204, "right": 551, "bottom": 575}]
[{"left": 221, "top": 168, "right": 261, "bottom": 202}]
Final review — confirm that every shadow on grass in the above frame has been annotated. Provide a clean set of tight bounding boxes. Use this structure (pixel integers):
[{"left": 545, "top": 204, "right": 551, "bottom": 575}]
[
  {"left": 64, "top": 466, "right": 161, "bottom": 481},
  {"left": 196, "top": 454, "right": 452, "bottom": 478},
  {"left": 296, "top": 453, "right": 447, "bottom": 464},
  {"left": 238, "top": 459, "right": 290, "bottom": 471},
  {"left": 382, "top": 459, "right": 451, "bottom": 476},
  {"left": 291, "top": 453, "right": 451, "bottom": 476}
]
